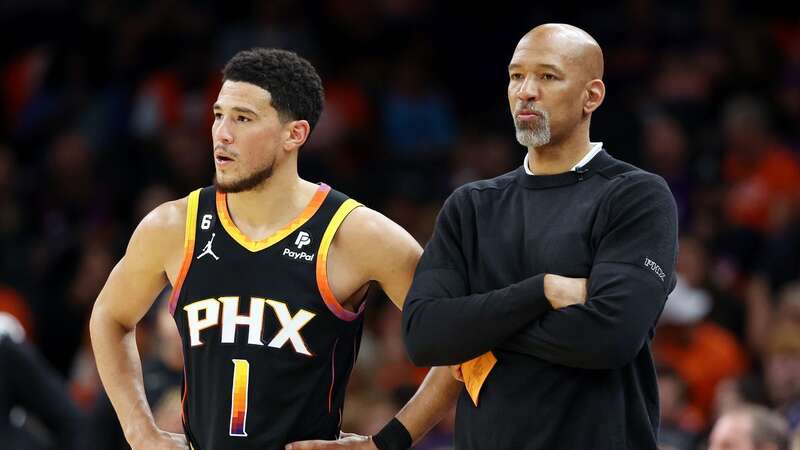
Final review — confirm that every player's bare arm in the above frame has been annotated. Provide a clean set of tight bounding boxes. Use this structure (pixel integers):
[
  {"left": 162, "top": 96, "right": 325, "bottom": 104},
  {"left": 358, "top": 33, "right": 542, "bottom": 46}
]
[
  {"left": 89, "top": 198, "right": 190, "bottom": 450},
  {"left": 287, "top": 207, "right": 462, "bottom": 450},
  {"left": 328, "top": 206, "right": 421, "bottom": 311}
]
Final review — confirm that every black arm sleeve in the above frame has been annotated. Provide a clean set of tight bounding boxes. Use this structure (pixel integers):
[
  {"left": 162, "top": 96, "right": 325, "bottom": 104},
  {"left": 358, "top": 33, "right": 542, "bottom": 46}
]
[
  {"left": 3, "top": 337, "right": 83, "bottom": 450},
  {"left": 402, "top": 189, "right": 552, "bottom": 366},
  {"left": 497, "top": 174, "right": 678, "bottom": 369}
]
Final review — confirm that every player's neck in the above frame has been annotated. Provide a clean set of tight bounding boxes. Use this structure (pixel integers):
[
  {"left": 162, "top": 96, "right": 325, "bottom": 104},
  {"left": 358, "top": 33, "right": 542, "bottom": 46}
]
[
  {"left": 224, "top": 165, "right": 318, "bottom": 238},
  {"left": 527, "top": 125, "right": 591, "bottom": 175}
]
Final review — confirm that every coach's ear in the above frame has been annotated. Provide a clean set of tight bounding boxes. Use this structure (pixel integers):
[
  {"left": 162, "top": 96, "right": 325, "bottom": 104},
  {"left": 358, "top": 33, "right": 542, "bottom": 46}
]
[
  {"left": 283, "top": 120, "right": 311, "bottom": 152},
  {"left": 583, "top": 79, "right": 605, "bottom": 115}
]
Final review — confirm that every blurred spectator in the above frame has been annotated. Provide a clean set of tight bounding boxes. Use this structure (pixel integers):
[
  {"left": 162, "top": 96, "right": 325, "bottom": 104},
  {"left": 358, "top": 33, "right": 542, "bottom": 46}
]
[
  {"left": 658, "top": 366, "right": 702, "bottom": 450},
  {"left": 381, "top": 48, "right": 456, "bottom": 161},
  {"left": 0, "top": 284, "right": 35, "bottom": 340},
  {"left": 713, "top": 375, "right": 768, "bottom": 422},
  {"left": 763, "top": 324, "right": 800, "bottom": 431},
  {"left": 721, "top": 96, "right": 800, "bottom": 235},
  {"left": 708, "top": 404, "right": 788, "bottom": 450},
  {"left": 655, "top": 237, "right": 749, "bottom": 425},
  {"left": 640, "top": 113, "right": 692, "bottom": 226}
]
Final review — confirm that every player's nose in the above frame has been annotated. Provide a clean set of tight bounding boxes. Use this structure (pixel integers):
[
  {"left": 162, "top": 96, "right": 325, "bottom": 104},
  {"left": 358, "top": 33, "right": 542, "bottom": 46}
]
[{"left": 214, "top": 118, "right": 235, "bottom": 144}]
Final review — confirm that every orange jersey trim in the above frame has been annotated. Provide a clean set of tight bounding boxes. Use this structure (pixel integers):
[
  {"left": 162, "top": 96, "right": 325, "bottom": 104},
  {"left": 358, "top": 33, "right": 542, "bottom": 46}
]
[
  {"left": 315, "top": 199, "right": 364, "bottom": 321},
  {"left": 215, "top": 184, "right": 330, "bottom": 252},
  {"left": 169, "top": 189, "right": 201, "bottom": 315}
]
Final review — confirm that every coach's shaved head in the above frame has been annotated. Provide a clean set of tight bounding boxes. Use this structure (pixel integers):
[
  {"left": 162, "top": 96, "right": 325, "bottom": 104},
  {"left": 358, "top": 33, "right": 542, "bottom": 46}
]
[
  {"left": 508, "top": 23, "right": 605, "bottom": 154},
  {"left": 522, "top": 23, "right": 604, "bottom": 81}
]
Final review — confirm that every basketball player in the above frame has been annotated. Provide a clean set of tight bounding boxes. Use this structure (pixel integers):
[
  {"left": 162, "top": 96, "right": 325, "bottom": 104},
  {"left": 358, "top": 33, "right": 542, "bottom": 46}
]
[{"left": 90, "top": 48, "right": 460, "bottom": 450}]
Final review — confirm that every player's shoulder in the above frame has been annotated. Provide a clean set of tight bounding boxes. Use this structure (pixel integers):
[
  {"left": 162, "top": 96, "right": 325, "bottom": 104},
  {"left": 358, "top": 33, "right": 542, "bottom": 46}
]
[
  {"left": 333, "top": 204, "right": 421, "bottom": 256},
  {"left": 337, "top": 205, "right": 399, "bottom": 243},
  {"left": 140, "top": 196, "right": 189, "bottom": 234},
  {"left": 130, "top": 194, "right": 192, "bottom": 250}
]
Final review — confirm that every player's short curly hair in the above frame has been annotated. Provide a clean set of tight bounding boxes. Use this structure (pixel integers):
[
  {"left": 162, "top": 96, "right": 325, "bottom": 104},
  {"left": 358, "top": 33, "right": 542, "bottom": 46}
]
[{"left": 222, "top": 48, "right": 324, "bottom": 131}]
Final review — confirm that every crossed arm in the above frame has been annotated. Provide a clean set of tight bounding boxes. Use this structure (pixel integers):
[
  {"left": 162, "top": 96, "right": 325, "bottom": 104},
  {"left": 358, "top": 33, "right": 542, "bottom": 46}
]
[{"left": 402, "top": 175, "right": 678, "bottom": 370}]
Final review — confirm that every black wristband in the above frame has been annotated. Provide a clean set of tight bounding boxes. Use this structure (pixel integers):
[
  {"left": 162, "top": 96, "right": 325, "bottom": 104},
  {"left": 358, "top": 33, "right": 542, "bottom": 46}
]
[{"left": 372, "top": 417, "right": 412, "bottom": 450}]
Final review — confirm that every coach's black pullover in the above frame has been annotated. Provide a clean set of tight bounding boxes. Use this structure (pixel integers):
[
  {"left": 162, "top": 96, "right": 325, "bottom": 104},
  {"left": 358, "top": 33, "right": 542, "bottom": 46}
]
[{"left": 402, "top": 149, "right": 678, "bottom": 450}]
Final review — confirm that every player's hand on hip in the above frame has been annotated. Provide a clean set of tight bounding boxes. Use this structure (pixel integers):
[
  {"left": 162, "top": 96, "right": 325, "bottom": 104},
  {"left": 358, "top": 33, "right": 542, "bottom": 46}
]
[
  {"left": 131, "top": 430, "right": 190, "bottom": 449},
  {"left": 543, "top": 274, "right": 588, "bottom": 309},
  {"left": 286, "top": 432, "right": 376, "bottom": 449},
  {"left": 450, "top": 364, "right": 464, "bottom": 382}
]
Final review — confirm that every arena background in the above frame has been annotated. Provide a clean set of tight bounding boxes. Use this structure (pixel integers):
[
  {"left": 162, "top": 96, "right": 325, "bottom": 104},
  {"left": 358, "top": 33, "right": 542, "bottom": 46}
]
[{"left": 1, "top": 1, "right": 800, "bottom": 449}]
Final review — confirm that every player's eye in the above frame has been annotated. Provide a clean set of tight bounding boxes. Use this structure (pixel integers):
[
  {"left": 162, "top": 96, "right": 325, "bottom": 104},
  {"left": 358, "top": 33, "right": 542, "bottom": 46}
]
[
  {"left": 541, "top": 73, "right": 556, "bottom": 81},
  {"left": 510, "top": 73, "right": 523, "bottom": 81},
  {"left": 237, "top": 116, "right": 251, "bottom": 123},
  {"left": 213, "top": 112, "right": 223, "bottom": 120}
]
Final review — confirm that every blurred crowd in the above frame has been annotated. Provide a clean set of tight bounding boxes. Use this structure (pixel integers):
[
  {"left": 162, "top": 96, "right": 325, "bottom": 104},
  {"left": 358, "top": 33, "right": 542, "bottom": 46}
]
[{"left": 1, "top": 1, "right": 799, "bottom": 449}]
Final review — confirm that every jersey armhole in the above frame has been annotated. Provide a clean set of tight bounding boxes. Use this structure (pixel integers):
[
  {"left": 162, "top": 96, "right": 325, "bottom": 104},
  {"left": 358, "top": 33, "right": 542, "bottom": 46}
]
[
  {"left": 168, "top": 189, "right": 201, "bottom": 315},
  {"left": 316, "top": 199, "right": 365, "bottom": 322}
]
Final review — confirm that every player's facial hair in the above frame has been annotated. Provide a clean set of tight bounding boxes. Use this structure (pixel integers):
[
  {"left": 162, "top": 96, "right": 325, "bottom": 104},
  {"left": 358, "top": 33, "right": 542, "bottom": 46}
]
[
  {"left": 214, "top": 155, "right": 276, "bottom": 193},
  {"left": 514, "top": 107, "right": 551, "bottom": 148}
]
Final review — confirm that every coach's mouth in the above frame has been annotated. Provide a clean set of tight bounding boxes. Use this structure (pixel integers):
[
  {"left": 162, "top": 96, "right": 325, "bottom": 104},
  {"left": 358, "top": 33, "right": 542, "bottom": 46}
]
[{"left": 516, "top": 110, "right": 541, "bottom": 121}]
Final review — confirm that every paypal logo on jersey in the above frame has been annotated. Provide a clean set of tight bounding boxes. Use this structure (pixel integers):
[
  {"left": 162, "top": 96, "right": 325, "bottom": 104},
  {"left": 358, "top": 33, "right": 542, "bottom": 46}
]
[
  {"left": 284, "top": 231, "right": 314, "bottom": 262},
  {"left": 295, "top": 231, "right": 311, "bottom": 249},
  {"left": 283, "top": 248, "right": 314, "bottom": 261}
]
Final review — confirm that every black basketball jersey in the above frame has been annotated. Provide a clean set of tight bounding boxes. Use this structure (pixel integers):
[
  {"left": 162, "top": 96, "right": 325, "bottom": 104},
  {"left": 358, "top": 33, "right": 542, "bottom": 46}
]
[{"left": 168, "top": 183, "right": 365, "bottom": 450}]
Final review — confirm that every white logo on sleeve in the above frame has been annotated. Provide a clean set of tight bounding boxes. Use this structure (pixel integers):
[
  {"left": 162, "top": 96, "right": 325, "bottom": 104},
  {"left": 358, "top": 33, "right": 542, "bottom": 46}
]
[
  {"left": 295, "top": 231, "right": 311, "bottom": 249},
  {"left": 197, "top": 233, "right": 220, "bottom": 261},
  {"left": 644, "top": 257, "right": 665, "bottom": 281}
]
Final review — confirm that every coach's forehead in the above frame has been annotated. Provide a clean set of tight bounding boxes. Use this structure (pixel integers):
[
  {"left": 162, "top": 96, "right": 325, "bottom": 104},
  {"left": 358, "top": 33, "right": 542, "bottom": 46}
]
[{"left": 511, "top": 24, "right": 603, "bottom": 81}]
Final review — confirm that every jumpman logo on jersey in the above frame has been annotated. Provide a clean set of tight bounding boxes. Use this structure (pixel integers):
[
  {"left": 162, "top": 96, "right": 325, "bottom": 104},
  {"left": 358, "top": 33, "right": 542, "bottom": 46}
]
[{"left": 197, "top": 233, "right": 220, "bottom": 261}]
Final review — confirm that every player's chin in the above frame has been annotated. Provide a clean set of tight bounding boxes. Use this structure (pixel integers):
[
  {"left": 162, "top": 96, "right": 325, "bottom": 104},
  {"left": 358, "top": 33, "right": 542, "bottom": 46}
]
[{"left": 213, "top": 173, "right": 238, "bottom": 192}]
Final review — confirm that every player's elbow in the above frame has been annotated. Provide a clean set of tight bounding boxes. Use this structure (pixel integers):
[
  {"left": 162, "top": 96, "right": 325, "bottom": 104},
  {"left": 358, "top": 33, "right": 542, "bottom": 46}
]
[
  {"left": 88, "top": 303, "right": 108, "bottom": 349},
  {"left": 88, "top": 300, "right": 129, "bottom": 345}
]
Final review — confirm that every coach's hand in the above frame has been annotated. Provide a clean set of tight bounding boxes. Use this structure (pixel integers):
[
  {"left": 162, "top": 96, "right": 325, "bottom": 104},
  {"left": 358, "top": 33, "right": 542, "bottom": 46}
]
[
  {"left": 543, "top": 274, "right": 588, "bottom": 309},
  {"left": 286, "top": 432, "right": 377, "bottom": 449},
  {"left": 131, "top": 430, "right": 189, "bottom": 450}
]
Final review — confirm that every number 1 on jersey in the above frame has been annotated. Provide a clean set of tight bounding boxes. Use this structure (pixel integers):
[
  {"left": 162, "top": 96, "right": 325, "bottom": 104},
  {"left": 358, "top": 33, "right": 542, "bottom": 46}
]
[{"left": 229, "top": 359, "right": 250, "bottom": 437}]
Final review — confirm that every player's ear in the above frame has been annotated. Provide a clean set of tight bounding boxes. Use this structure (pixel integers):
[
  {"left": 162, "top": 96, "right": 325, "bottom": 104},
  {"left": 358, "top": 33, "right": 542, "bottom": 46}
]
[{"left": 283, "top": 120, "right": 311, "bottom": 152}]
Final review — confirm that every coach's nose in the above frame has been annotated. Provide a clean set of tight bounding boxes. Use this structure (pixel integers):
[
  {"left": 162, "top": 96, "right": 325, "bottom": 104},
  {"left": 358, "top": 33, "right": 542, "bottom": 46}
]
[{"left": 516, "top": 75, "right": 541, "bottom": 102}]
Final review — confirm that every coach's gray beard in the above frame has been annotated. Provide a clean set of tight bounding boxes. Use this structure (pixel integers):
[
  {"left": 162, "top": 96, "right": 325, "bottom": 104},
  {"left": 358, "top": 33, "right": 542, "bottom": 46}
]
[{"left": 514, "top": 114, "right": 551, "bottom": 148}]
